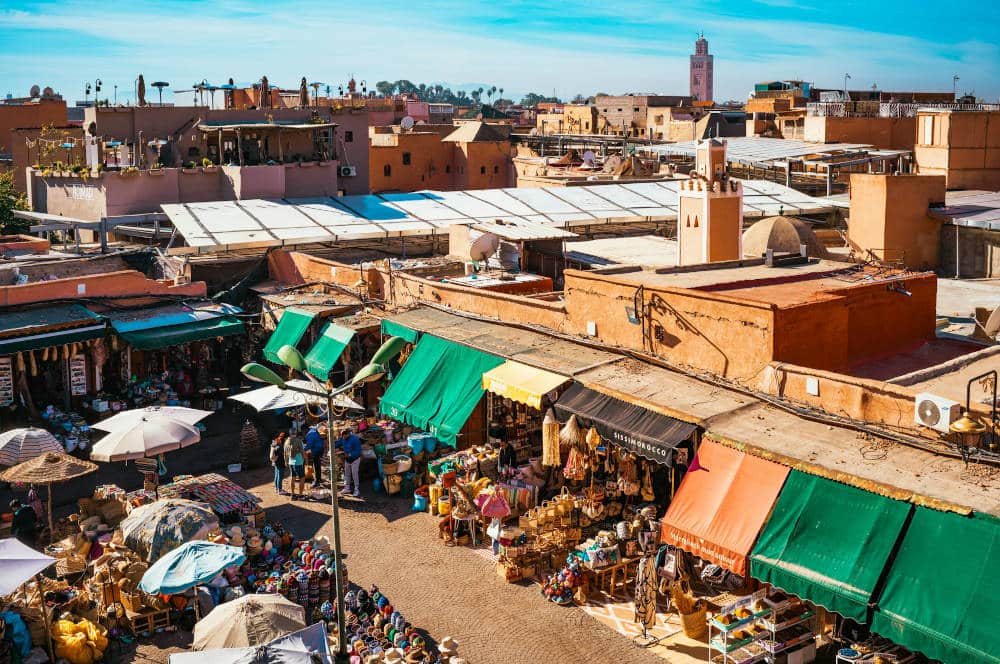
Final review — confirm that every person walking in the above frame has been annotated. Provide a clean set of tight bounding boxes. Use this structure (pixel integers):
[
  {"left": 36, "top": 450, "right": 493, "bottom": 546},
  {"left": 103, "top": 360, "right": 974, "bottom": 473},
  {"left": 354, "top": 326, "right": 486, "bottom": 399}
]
[
  {"left": 271, "top": 433, "right": 288, "bottom": 495},
  {"left": 304, "top": 423, "right": 326, "bottom": 488},
  {"left": 10, "top": 499, "right": 38, "bottom": 546},
  {"left": 335, "top": 428, "right": 362, "bottom": 498},
  {"left": 285, "top": 433, "right": 306, "bottom": 500}
]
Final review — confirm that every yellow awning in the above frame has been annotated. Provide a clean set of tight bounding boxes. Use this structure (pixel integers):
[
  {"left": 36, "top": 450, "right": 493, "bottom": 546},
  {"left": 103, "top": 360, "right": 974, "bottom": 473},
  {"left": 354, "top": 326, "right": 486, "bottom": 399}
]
[{"left": 481, "top": 361, "right": 568, "bottom": 409}]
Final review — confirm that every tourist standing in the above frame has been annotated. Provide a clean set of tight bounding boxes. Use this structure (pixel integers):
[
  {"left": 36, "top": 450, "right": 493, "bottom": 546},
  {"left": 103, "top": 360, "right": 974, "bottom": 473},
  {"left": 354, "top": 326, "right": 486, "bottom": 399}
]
[
  {"left": 336, "top": 428, "right": 362, "bottom": 498},
  {"left": 271, "top": 433, "right": 288, "bottom": 495},
  {"left": 304, "top": 423, "right": 326, "bottom": 488},
  {"left": 285, "top": 434, "right": 306, "bottom": 500}
]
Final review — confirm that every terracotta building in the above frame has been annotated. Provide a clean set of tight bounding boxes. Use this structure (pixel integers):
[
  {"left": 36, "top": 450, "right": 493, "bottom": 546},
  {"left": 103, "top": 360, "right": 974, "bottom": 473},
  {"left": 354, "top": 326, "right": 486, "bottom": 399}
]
[
  {"left": 1, "top": 98, "right": 69, "bottom": 192},
  {"left": 368, "top": 122, "right": 512, "bottom": 193},
  {"left": 914, "top": 108, "right": 1000, "bottom": 190},
  {"left": 594, "top": 95, "right": 694, "bottom": 137}
]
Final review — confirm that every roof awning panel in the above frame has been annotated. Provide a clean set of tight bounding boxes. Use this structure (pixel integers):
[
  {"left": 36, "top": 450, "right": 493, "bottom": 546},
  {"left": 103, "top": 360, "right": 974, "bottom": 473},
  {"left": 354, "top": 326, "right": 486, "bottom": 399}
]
[
  {"left": 109, "top": 304, "right": 244, "bottom": 350},
  {"left": 380, "top": 319, "right": 419, "bottom": 343},
  {"left": 263, "top": 307, "right": 316, "bottom": 364},
  {"left": 379, "top": 335, "right": 503, "bottom": 446},
  {"left": 303, "top": 322, "right": 355, "bottom": 379},
  {"left": 481, "top": 361, "right": 568, "bottom": 410},
  {"left": 872, "top": 509, "right": 1000, "bottom": 664},
  {"left": 750, "top": 470, "right": 910, "bottom": 622},
  {"left": 660, "top": 440, "right": 789, "bottom": 576},
  {"left": 553, "top": 382, "right": 696, "bottom": 464}
]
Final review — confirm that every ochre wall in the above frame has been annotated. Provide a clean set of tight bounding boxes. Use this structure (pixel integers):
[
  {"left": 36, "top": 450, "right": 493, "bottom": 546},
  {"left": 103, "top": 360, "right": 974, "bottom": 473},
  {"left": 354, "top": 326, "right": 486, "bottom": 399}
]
[
  {"left": 848, "top": 174, "right": 947, "bottom": 270},
  {"left": 804, "top": 116, "right": 917, "bottom": 150},
  {"left": 0, "top": 269, "right": 205, "bottom": 307},
  {"left": 368, "top": 133, "right": 453, "bottom": 193},
  {"left": 915, "top": 111, "right": 1000, "bottom": 190},
  {"left": 563, "top": 269, "right": 776, "bottom": 381}
]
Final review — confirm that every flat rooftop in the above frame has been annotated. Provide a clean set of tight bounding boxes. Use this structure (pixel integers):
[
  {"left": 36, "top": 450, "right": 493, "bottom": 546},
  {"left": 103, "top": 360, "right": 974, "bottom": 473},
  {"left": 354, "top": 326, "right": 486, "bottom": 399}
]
[
  {"left": 645, "top": 137, "right": 908, "bottom": 165},
  {"left": 565, "top": 235, "right": 678, "bottom": 268},
  {"left": 931, "top": 190, "right": 1000, "bottom": 231},
  {"left": 604, "top": 260, "right": 914, "bottom": 307}
]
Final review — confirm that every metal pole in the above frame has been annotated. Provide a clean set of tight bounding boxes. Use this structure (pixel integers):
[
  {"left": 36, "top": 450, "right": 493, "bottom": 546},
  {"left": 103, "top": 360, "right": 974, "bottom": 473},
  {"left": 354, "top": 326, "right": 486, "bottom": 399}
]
[{"left": 326, "top": 391, "right": 348, "bottom": 664}]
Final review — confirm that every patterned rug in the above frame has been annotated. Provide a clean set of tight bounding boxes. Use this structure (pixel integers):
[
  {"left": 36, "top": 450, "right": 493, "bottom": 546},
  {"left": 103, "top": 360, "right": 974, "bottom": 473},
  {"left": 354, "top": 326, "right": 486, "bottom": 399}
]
[{"left": 581, "top": 596, "right": 683, "bottom": 643}]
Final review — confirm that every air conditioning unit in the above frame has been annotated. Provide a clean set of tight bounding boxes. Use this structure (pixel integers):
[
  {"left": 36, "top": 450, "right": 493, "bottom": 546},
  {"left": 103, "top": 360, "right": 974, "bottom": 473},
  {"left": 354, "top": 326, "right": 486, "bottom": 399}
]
[
  {"left": 338, "top": 165, "right": 357, "bottom": 177},
  {"left": 913, "top": 392, "right": 961, "bottom": 433}
]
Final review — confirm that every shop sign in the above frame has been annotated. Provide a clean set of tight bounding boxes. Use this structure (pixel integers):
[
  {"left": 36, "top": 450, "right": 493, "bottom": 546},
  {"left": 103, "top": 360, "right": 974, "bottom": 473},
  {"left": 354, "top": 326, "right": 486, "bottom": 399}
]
[
  {"left": 68, "top": 354, "right": 87, "bottom": 396},
  {"left": 0, "top": 357, "right": 13, "bottom": 406}
]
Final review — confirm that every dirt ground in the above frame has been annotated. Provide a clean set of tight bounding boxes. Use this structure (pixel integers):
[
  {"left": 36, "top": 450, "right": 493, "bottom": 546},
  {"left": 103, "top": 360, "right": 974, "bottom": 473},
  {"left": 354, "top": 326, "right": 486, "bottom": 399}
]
[{"left": 126, "top": 464, "right": 683, "bottom": 664}]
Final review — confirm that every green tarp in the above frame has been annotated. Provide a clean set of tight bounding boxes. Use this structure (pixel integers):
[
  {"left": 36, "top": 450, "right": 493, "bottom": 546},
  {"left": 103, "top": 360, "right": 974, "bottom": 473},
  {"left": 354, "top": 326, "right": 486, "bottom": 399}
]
[
  {"left": 263, "top": 308, "right": 316, "bottom": 363},
  {"left": 120, "top": 316, "right": 245, "bottom": 350},
  {"left": 0, "top": 305, "right": 105, "bottom": 355},
  {"left": 749, "top": 471, "right": 910, "bottom": 622},
  {"left": 380, "top": 319, "right": 418, "bottom": 344},
  {"left": 872, "top": 509, "right": 1000, "bottom": 664},
  {"left": 304, "top": 322, "right": 354, "bottom": 379},
  {"left": 379, "top": 334, "right": 503, "bottom": 446}
]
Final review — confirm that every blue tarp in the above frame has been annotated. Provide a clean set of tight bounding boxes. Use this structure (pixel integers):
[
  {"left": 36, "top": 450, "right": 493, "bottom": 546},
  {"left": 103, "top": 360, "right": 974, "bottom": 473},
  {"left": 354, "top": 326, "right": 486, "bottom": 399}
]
[{"left": 140, "top": 542, "right": 245, "bottom": 595}]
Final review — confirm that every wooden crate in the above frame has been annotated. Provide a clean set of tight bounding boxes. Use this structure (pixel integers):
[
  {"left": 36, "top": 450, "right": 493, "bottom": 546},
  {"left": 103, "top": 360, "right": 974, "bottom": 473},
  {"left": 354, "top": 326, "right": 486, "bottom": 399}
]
[{"left": 127, "top": 608, "right": 171, "bottom": 635}]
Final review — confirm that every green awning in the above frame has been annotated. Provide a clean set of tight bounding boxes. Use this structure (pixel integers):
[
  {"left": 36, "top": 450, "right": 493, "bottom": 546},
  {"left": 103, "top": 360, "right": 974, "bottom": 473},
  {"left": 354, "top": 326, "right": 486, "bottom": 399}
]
[
  {"left": 263, "top": 307, "right": 316, "bottom": 363},
  {"left": 304, "top": 322, "right": 354, "bottom": 379},
  {"left": 749, "top": 471, "right": 910, "bottom": 622},
  {"left": 0, "top": 305, "right": 105, "bottom": 355},
  {"left": 872, "top": 509, "right": 1000, "bottom": 664},
  {"left": 380, "top": 319, "right": 418, "bottom": 343},
  {"left": 379, "top": 334, "right": 503, "bottom": 446},
  {"left": 120, "top": 316, "right": 245, "bottom": 350}
]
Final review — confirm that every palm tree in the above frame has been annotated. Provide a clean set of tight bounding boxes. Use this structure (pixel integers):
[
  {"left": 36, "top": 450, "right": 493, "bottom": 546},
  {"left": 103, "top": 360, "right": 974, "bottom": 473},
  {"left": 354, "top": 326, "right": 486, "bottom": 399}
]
[{"left": 488, "top": 86, "right": 497, "bottom": 103}]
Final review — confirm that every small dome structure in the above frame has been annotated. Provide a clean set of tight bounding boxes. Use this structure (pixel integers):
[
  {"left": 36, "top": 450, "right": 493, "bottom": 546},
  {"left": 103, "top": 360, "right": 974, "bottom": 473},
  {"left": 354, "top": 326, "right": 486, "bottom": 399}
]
[{"left": 742, "top": 216, "right": 829, "bottom": 259}]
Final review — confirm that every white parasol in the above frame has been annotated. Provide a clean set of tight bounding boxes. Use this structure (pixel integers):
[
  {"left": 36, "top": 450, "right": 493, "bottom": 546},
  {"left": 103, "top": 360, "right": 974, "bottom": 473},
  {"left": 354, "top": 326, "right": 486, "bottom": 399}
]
[
  {"left": 92, "top": 406, "right": 212, "bottom": 431},
  {"left": 229, "top": 379, "right": 361, "bottom": 412},
  {"left": 0, "top": 539, "right": 55, "bottom": 596},
  {"left": 90, "top": 416, "right": 201, "bottom": 462},
  {"left": 0, "top": 427, "right": 63, "bottom": 466}
]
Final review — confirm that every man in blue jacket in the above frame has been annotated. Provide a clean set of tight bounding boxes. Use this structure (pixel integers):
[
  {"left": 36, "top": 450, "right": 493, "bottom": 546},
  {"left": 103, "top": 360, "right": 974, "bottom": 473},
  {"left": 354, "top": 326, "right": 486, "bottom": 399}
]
[
  {"left": 335, "top": 428, "right": 362, "bottom": 498},
  {"left": 304, "top": 423, "right": 326, "bottom": 488}
]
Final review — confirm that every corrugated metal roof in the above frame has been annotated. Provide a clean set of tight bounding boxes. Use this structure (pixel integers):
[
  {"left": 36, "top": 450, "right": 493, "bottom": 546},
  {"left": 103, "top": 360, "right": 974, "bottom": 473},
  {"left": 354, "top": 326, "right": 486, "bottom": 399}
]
[
  {"left": 470, "top": 218, "right": 576, "bottom": 241},
  {"left": 930, "top": 191, "right": 1000, "bottom": 231},
  {"left": 161, "top": 180, "right": 836, "bottom": 255},
  {"left": 0, "top": 304, "right": 101, "bottom": 338}
]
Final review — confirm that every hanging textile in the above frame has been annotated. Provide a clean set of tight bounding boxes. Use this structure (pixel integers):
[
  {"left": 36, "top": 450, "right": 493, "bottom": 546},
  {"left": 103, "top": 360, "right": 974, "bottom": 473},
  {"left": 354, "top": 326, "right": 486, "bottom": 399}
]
[{"left": 634, "top": 554, "right": 658, "bottom": 628}]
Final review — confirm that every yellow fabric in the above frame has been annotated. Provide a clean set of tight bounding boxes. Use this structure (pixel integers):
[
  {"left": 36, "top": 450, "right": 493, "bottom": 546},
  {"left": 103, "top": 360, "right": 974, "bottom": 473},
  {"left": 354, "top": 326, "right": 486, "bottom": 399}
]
[
  {"left": 51, "top": 619, "right": 108, "bottom": 664},
  {"left": 481, "top": 361, "right": 568, "bottom": 410}
]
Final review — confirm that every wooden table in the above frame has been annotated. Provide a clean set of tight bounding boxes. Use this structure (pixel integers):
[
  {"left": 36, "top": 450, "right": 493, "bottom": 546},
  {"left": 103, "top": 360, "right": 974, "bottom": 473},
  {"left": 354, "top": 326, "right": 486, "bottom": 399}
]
[{"left": 585, "top": 556, "right": 641, "bottom": 598}]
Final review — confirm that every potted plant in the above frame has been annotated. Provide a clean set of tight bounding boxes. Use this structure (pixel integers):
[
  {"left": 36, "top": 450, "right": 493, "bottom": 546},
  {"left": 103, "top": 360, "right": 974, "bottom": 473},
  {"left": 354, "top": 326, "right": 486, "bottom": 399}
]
[
  {"left": 121, "top": 165, "right": 140, "bottom": 177},
  {"left": 181, "top": 161, "right": 199, "bottom": 174},
  {"left": 201, "top": 157, "right": 217, "bottom": 173}
]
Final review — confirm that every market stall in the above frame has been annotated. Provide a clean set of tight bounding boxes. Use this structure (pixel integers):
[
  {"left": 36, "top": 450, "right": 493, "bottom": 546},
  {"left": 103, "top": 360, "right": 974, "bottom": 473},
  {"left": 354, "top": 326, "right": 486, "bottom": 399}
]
[
  {"left": 103, "top": 303, "right": 246, "bottom": 410},
  {"left": 482, "top": 360, "right": 567, "bottom": 467}
]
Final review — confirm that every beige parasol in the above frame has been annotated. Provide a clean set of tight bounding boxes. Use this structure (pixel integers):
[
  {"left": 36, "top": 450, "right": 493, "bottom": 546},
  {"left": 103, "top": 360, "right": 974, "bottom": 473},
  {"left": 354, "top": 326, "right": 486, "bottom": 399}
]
[
  {"left": 192, "top": 593, "right": 306, "bottom": 650},
  {"left": 0, "top": 452, "right": 98, "bottom": 540}
]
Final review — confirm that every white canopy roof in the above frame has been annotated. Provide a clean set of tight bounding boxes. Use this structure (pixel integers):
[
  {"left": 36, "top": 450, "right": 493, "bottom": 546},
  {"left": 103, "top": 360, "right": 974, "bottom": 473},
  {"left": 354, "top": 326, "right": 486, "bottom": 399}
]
[{"left": 161, "top": 181, "right": 836, "bottom": 254}]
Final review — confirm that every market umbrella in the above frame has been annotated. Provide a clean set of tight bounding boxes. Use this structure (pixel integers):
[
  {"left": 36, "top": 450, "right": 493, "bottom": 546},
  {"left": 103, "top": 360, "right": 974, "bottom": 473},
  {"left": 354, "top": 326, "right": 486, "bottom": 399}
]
[
  {"left": 172, "top": 623, "right": 329, "bottom": 664},
  {"left": 229, "top": 379, "right": 362, "bottom": 412},
  {"left": 191, "top": 593, "right": 306, "bottom": 651},
  {"left": 0, "top": 539, "right": 55, "bottom": 596},
  {"left": 0, "top": 427, "right": 63, "bottom": 466},
  {"left": 0, "top": 452, "right": 98, "bottom": 539},
  {"left": 119, "top": 498, "right": 219, "bottom": 562},
  {"left": 90, "top": 415, "right": 201, "bottom": 462},
  {"left": 139, "top": 541, "right": 245, "bottom": 596},
  {"left": 92, "top": 406, "right": 212, "bottom": 431}
]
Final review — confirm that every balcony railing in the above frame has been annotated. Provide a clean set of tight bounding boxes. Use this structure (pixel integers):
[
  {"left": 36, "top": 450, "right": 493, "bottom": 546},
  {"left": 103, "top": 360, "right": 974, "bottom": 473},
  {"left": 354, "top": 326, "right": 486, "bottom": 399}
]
[{"left": 807, "top": 102, "right": 1000, "bottom": 118}]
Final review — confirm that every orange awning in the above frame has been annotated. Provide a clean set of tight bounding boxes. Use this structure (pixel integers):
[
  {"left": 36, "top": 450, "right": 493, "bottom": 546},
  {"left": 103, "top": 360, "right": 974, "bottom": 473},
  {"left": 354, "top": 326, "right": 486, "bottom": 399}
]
[{"left": 660, "top": 440, "right": 789, "bottom": 576}]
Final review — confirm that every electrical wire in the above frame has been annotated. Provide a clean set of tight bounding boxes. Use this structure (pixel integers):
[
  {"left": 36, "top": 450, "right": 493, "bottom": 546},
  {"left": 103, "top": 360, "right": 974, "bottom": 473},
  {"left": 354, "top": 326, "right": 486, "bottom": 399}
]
[{"left": 412, "top": 301, "right": 999, "bottom": 467}]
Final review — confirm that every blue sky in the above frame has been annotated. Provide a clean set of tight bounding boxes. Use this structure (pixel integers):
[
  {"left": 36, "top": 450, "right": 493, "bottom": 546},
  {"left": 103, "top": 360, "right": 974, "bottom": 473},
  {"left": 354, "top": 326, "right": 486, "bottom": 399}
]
[{"left": 2, "top": 0, "right": 998, "bottom": 104}]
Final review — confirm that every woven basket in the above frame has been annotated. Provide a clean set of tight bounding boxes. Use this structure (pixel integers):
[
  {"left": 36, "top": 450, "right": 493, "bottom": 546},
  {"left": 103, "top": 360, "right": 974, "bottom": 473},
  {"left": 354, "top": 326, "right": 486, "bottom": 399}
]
[{"left": 679, "top": 603, "right": 708, "bottom": 639}]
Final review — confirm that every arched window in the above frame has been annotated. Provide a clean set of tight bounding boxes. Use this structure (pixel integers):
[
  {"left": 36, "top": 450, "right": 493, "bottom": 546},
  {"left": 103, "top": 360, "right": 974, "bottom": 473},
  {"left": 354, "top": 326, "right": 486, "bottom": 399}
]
[{"left": 383, "top": 164, "right": 391, "bottom": 177}]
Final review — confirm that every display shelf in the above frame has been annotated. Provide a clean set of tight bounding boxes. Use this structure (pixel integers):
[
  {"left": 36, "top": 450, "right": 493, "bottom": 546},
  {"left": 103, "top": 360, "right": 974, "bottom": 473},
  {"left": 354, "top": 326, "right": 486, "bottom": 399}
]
[
  {"left": 710, "top": 634, "right": 755, "bottom": 653},
  {"left": 760, "top": 625, "right": 815, "bottom": 655},
  {"left": 759, "top": 609, "right": 813, "bottom": 632},
  {"left": 710, "top": 608, "right": 770, "bottom": 633},
  {"left": 711, "top": 643, "right": 767, "bottom": 664}
]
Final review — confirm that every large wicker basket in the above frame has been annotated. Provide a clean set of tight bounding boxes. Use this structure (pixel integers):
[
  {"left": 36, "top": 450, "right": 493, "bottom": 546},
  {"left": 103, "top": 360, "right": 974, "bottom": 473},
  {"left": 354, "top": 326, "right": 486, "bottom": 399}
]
[{"left": 679, "top": 602, "right": 708, "bottom": 639}]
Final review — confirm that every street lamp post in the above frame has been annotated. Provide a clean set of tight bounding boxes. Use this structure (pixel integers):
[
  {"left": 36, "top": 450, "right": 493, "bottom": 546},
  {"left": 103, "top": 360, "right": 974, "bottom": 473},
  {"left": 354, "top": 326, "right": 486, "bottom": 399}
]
[
  {"left": 953, "top": 75, "right": 960, "bottom": 100},
  {"left": 241, "top": 337, "right": 406, "bottom": 664}
]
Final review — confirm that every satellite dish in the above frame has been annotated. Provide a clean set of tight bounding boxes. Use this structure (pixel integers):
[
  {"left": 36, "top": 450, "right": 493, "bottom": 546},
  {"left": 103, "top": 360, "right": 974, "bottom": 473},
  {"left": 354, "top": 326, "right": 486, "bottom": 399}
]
[
  {"left": 469, "top": 232, "right": 501, "bottom": 262},
  {"left": 42, "top": 86, "right": 54, "bottom": 98},
  {"left": 416, "top": 120, "right": 426, "bottom": 125},
  {"left": 30, "top": 85, "right": 40, "bottom": 97},
  {"left": 983, "top": 306, "right": 1000, "bottom": 338},
  {"left": 582, "top": 150, "right": 597, "bottom": 168},
  {"left": 400, "top": 116, "right": 415, "bottom": 130}
]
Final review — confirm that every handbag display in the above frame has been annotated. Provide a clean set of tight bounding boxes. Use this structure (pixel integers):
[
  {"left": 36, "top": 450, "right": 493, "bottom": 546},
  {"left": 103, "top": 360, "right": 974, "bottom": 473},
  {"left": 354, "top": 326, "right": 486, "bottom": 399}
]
[{"left": 640, "top": 462, "right": 656, "bottom": 502}]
